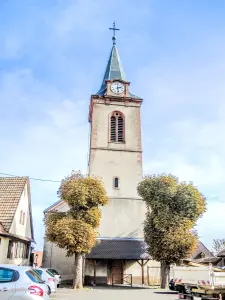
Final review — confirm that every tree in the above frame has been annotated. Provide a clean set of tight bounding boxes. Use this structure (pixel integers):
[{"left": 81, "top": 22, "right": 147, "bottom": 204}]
[
  {"left": 137, "top": 174, "right": 207, "bottom": 288},
  {"left": 45, "top": 171, "right": 108, "bottom": 289},
  {"left": 212, "top": 239, "right": 225, "bottom": 254}
]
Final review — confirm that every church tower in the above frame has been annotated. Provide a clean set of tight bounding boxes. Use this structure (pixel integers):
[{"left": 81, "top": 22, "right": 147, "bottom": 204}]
[
  {"left": 43, "top": 25, "right": 153, "bottom": 285},
  {"left": 88, "top": 23, "right": 146, "bottom": 238}
]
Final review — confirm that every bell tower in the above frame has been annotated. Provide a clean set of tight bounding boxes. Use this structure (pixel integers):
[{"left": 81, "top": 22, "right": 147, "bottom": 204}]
[{"left": 88, "top": 23, "right": 145, "bottom": 238}]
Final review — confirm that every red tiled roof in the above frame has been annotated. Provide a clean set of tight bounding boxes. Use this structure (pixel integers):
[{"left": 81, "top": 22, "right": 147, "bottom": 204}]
[{"left": 0, "top": 177, "right": 28, "bottom": 232}]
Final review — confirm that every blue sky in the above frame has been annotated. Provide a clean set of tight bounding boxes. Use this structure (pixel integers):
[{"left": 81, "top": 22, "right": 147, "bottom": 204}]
[{"left": 1, "top": 0, "right": 225, "bottom": 251}]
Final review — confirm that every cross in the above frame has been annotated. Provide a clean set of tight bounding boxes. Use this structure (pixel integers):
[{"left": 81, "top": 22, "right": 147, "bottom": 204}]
[{"left": 109, "top": 21, "right": 120, "bottom": 45}]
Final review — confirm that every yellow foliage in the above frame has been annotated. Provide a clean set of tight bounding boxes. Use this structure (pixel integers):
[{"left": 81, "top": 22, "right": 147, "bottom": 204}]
[
  {"left": 45, "top": 170, "right": 109, "bottom": 257},
  {"left": 138, "top": 174, "right": 207, "bottom": 264},
  {"left": 46, "top": 216, "right": 97, "bottom": 256}
]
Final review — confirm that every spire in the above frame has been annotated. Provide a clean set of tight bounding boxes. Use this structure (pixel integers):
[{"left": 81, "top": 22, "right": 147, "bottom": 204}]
[{"left": 96, "top": 22, "right": 126, "bottom": 95}]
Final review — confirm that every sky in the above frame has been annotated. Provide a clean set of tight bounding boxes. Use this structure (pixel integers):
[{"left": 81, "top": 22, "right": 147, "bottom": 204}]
[{"left": 1, "top": 0, "right": 225, "bottom": 251}]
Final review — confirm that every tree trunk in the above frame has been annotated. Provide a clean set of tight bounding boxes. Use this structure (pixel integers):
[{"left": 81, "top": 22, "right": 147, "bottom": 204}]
[
  {"left": 73, "top": 252, "right": 83, "bottom": 289},
  {"left": 160, "top": 261, "right": 170, "bottom": 289}
]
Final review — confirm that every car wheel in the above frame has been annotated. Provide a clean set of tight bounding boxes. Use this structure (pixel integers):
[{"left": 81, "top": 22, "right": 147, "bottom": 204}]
[
  {"left": 57, "top": 284, "right": 60, "bottom": 288},
  {"left": 184, "top": 285, "right": 191, "bottom": 294}
]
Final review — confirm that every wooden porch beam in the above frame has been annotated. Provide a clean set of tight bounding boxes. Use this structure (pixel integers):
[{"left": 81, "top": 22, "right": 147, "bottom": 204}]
[
  {"left": 143, "top": 259, "right": 150, "bottom": 266},
  {"left": 136, "top": 259, "right": 150, "bottom": 285},
  {"left": 141, "top": 259, "right": 144, "bottom": 285},
  {"left": 136, "top": 260, "right": 142, "bottom": 266}
]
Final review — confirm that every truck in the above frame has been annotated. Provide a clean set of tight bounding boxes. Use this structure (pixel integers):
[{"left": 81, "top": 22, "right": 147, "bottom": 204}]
[{"left": 171, "top": 264, "right": 225, "bottom": 300}]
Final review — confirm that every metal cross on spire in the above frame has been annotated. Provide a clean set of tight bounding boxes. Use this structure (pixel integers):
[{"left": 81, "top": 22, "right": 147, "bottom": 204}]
[{"left": 109, "top": 21, "right": 120, "bottom": 45}]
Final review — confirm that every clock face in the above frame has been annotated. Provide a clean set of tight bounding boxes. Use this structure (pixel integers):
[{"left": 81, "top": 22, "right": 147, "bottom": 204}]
[{"left": 110, "top": 82, "right": 125, "bottom": 94}]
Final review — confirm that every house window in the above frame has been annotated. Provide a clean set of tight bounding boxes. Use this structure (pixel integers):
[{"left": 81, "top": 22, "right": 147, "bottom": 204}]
[
  {"left": 19, "top": 210, "right": 25, "bottom": 225},
  {"left": 14, "top": 242, "right": 18, "bottom": 258},
  {"left": 24, "top": 244, "right": 29, "bottom": 259},
  {"left": 110, "top": 111, "right": 124, "bottom": 143},
  {"left": 22, "top": 212, "right": 25, "bottom": 225},
  {"left": 7, "top": 240, "right": 14, "bottom": 259},
  {"left": 113, "top": 177, "right": 119, "bottom": 189},
  {"left": 19, "top": 210, "right": 23, "bottom": 224}
]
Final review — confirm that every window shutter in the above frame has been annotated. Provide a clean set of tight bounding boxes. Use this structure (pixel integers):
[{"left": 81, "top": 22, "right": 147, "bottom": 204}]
[
  {"left": 117, "top": 116, "right": 124, "bottom": 142},
  {"left": 110, "top": 116, "right": 116, "bottom": 142}
]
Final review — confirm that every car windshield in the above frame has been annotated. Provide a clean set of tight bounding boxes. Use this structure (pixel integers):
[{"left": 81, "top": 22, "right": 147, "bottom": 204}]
[
  {"left": 26, "top": 270, "right": 45, "bottom": 284},
  {"left": 48, "top": 269, "right": 59, "bottom": 275},
  {"left": 46, "top": 270, "right": 54, "bottom": 277}
]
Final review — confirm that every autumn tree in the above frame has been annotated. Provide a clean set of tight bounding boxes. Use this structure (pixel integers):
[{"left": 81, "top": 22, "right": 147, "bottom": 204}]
[
  {"left": 212, "top": 239, "right": 225, "bottom": 255},
  {"left": 137, "top": 174, "right": 206, "bottom": 288},
  {"left": 45, "top": 171, "right": 108, "bottom": 289}
]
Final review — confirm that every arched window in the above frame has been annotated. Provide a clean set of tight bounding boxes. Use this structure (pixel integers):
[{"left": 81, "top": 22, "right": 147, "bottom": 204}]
[{"left": 110, "top": 111, "right": 124, "bottom": 142}]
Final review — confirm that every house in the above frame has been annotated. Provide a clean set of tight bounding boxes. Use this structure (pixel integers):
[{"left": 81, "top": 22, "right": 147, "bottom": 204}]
[
  {"left": 0, "top": 177, "right": 34, "bottom": 265},
  {"left": 215, "top": 248, "right": 225, "bottom": 267},
  {"left": 182, "top": 241, "right": 217, "bottom": 266},
  {"left": 32, "top": 250, "right": 43, "bottom": 268}
]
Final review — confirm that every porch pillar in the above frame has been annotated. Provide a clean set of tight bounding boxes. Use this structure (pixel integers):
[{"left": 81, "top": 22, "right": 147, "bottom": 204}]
[
  {"left": 93, "top": 260, "right": 96, "bottom": 286},
  {"left": 137, "top": 259, "right": 150, "bottom": 285},
  {"left": 141, "top": 260, "right": 144, "bottom": 285}
]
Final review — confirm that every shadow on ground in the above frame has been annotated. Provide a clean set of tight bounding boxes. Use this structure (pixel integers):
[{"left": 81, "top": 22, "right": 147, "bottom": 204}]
[{"left": 154, "top": 291, "right": 178, "bottom": 295}]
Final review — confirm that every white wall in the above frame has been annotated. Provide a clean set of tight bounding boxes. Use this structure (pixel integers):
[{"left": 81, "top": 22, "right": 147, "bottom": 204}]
[
  {"left": 10, "top": 184, "right": 32, "bottom": 239},
  {"left": 99, "top": 198, "right": 146, "bottom": 238},
  {"left": 43, "top": 240, "right": 75, "bottom": 280}
]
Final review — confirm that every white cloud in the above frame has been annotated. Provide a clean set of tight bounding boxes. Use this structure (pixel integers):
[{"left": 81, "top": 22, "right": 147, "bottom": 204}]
[
  {"left": 197, "top": 201, "right": 225, "bottom": 250},
  {"left": 0, "top": 69, "right": 89, "bottom": 249}
]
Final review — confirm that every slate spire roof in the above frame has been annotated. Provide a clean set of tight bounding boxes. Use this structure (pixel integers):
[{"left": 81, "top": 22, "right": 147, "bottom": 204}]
[{"left": 97, "top": 44, "right": 126, "bottom": 96}]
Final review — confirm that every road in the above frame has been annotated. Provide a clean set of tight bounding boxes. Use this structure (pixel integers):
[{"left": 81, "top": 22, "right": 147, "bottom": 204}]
[{"left": 51, "top": 287, "right": 179, "bottom": 300}]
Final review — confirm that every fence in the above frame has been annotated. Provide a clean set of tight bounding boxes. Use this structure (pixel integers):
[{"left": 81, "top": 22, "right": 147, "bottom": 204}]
[
  {"left": 147, "top": 266, "right": 161, "bottom": 286},
  {"left": 112, "top": 273, "right": 133, "bottom": 287}
]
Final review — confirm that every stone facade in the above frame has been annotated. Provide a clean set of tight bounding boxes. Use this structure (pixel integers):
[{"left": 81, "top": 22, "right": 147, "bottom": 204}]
[{"left": 88, "top": 97, "right": 146, "bottom": 238}]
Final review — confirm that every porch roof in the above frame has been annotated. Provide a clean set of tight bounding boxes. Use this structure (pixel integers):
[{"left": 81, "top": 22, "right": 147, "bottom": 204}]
[{"left": 86, "top": 238, "right": 151, "bottom": 260}]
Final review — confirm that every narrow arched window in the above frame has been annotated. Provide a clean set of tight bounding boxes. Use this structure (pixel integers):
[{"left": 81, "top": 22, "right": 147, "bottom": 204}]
[
  {"left": 113, "top": 177, "right": 119, "bottom": 189},
  {"left": 110, "top": 112, "right": 124, "bottom": 143}
]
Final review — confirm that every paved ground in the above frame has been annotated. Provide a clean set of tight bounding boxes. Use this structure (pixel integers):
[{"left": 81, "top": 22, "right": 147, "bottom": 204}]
[{"left": 51, "top": 287, "right": 179, "bottom": 300}]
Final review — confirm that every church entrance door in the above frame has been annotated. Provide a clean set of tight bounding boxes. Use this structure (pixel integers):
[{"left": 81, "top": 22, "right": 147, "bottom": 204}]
[{"left": 108, "top": 260, "right": 124, "bottom": 285}]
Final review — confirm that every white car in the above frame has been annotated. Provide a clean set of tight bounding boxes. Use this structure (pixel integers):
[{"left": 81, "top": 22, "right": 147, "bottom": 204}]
[
  {"left": 45, "top": 268, "right": 61, "bottom": 287},
  {"left": 33, "top": 268, "right": 57, "bottom": 293},
  {"left": 0, "top": 264, "right": 50, "bottom": 300}
]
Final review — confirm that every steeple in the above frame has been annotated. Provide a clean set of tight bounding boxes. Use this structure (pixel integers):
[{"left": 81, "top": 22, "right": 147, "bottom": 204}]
[
  {"left": 97, "top": 44, "right": 126, "bottom": 95},
  {"left": 96, "top": 22, "right": 140, "bottom": 99}
]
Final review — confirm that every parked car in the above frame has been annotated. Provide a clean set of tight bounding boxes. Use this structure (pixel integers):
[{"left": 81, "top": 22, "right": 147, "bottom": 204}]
[
  {"left": 169, "top": 279, "right": 175, "bottom": 290},
  {"left": 44, "top": 268, "right": 61, "bottom": 287},
  {"left": 33, "top": 268, "right": 57, "bottom": 293},
  {"left": 0, "top": 264, "right": 50, "bottom": 300}
]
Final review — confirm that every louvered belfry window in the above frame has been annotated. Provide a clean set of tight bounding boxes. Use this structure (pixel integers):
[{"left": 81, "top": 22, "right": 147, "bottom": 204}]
[{"left": 110, "top": 112, "right": 124, "bottom": 143}]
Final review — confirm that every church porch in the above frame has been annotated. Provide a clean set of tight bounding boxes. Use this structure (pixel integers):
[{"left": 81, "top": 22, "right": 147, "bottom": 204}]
[{"left": 84, "top": 238, "right": 155, "bottom": 286}]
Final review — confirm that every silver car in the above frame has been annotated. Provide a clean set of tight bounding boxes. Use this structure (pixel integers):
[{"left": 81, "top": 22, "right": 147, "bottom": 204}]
[
  {"left": 33, "top": 268, "right": 57, "bottom": 293},
  {"left": 0, "top": 265, "right": 50, "bottom": 300},
  {"left": 43, "top": 268, "right": 61, "bottom": 287}
]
